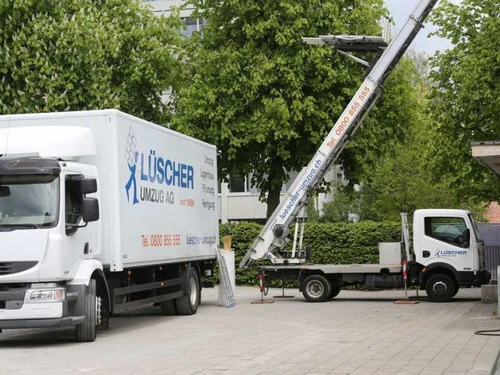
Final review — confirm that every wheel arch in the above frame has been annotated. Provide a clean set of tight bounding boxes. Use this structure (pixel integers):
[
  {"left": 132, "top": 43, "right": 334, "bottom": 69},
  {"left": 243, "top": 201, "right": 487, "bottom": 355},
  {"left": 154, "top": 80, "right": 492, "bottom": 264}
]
[
  {"left": 67, "top": 260, "right": 110, "bottom": 315},
  {"left": 421, "top": 263, "right": 458, "bottom": 287},
  {"left": 91, "top": 269, "right": 111, "bottom": 314}
]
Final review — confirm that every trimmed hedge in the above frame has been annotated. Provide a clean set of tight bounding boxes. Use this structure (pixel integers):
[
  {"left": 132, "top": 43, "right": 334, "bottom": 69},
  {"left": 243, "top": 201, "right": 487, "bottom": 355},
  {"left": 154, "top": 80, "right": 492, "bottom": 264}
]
[{"left": 220, "top": 221, "right": 400, "bottom": 286}]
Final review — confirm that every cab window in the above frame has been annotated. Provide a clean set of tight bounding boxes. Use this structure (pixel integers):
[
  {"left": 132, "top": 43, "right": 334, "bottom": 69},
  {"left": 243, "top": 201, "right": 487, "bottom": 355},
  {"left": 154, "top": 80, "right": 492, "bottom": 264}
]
[
  {"left": 65, "top": 176, "right": 83, "bottom": 225},
  {"left": 424, "top": 217, "right": 468, "bottom": 248}
]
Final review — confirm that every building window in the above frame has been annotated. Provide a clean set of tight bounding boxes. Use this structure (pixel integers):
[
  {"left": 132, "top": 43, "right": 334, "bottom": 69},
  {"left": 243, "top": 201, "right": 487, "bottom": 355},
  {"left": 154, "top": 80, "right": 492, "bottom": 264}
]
[
  {"left": 229, "top": 175, "right": 247, "bottom": 193},
  {"left": 181, "top": 17, "right": 207, "bottom": 38}
]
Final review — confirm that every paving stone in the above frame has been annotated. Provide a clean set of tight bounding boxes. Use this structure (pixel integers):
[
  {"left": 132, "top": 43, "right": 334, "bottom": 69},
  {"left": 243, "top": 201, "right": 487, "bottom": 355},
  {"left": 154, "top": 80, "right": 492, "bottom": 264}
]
[{"left": 0, "top": 287, "right": 498, "bottom": 375}]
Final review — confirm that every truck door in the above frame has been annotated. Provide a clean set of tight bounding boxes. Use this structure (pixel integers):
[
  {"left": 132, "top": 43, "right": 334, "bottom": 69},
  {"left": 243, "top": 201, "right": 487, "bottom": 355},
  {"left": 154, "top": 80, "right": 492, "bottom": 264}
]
[
  {"left": 420, "top": 216, "right": 474, "bottom": 272},
  {"left": 63, "top": 174, "right": 98, "bottom": 273}
]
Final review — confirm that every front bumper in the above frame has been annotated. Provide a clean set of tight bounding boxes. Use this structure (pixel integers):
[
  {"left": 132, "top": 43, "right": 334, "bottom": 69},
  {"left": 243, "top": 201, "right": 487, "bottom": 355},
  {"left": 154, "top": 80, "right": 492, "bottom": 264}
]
[
  {"left": 0, "top": 283, "right": 85, "bottom": 329},
  {"left": 0, "top": 301, "right": 64, "bottom": 321},
  {"left": 0, "top": 316, "right": 84, "bottom": 329}
]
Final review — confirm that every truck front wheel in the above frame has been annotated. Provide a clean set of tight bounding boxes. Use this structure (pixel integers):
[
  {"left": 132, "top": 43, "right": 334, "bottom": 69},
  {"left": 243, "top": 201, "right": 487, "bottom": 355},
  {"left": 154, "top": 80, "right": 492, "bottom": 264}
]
[
  {"left": 75, "top": 279, "right": 100, "bottom": 342},
  {"left": 302, "top": 275, "right": 331, "bottom": 302},
  {"left": 175, "top": 268, "right": 200, "bottom": 315},
  {"left": 425, "top": 274, "right": 456, "bottom": 302}
]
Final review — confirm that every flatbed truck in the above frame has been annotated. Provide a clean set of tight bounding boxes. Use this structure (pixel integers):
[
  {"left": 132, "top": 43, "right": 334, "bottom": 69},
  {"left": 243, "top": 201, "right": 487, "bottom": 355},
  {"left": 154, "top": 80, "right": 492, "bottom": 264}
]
[{"left": 240, "top": 0, "right": 491, "bottom": 301}]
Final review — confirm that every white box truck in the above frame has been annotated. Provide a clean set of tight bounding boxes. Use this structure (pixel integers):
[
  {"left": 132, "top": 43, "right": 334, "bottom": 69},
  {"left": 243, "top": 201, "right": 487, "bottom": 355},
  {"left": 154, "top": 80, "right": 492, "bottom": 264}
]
[{"left": 0, "top": 110, "right": 218, "bottom": 341}]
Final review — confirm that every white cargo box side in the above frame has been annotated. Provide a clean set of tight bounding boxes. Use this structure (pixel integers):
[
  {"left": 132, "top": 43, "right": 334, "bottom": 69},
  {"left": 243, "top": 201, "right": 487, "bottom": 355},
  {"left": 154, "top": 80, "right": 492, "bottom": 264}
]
[
  {"left": 113, "top": 112, "right": 218, "bottom": 269},
  {"left": 0, "top": 110, "right": 218, "bottom": 271}
]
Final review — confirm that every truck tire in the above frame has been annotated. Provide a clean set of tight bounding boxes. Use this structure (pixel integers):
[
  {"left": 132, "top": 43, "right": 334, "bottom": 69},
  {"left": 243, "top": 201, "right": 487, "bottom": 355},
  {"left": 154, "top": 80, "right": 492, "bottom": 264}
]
[
  {"left": 301, "top": 275, "right": 331, "bottom": 302},
  {"left": 329, "top": 285, "right": 341, "bottom": 299},
  {"left": 160, "top": 299, "right": 177, "bottom": 315},
  {"left": 75, "top": 279, "right": 99, "bottom": 342},
  {"left": 175, "top": 268, "right": 200, "bottom": 315},
  {"left": 425, "top": 274, "right": 456, "bottom": 302}
]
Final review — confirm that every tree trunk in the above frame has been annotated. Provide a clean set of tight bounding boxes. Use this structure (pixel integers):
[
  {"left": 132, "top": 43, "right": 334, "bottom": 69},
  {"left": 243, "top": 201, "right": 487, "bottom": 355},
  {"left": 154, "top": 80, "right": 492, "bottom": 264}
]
[{"left": 266, "top": 183, "right": 282, "bottom": 219}]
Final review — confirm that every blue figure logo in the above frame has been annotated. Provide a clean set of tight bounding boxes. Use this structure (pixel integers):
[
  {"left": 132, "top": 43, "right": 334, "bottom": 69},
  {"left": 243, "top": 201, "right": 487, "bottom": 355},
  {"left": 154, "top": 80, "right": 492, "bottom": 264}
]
[
  {"left": 125, "top": 151, "right": 139, "bottom": 204},
  {"left": 125, "top": 127, "right": 139, "bottom": 205}
]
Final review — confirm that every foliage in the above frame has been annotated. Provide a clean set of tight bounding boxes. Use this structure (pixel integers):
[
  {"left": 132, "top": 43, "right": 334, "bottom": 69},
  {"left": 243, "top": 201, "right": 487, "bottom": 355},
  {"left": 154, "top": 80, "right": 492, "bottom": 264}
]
[
  {"left": 339, "top": 57, "right": 428, "bottom": 190},
  {"left": 428, "top": 0, "right": 500, "bottom": 202},
  {"left": 220, "top": 221, "right": 262, "bottom": 286},
  {"left": 219, "top": 220, "right": 400, "bottom": 285},
  {"left": 321, "top": 183, "right": 359, "bottom": 223},
  {"left": 305, "top": 195, "right": 321, "bottom": 223},
  {"left": 172, "top": 0, "right": 397, "bottom": 217},
  {"left": 334, "top": 52, "right": 487, "bottom": 222},
  {"left": 0, "top": 0, "right": 183, "bottom": 123},
  {"left": 304, "top": 221, "right": 400, "bottom": 264}
]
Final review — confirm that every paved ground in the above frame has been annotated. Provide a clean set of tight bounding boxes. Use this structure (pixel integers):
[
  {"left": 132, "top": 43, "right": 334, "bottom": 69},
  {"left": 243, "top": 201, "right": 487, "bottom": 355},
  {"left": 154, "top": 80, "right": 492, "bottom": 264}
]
[{"left": 0, "top": 287, "right": 499, "bottom": 375}]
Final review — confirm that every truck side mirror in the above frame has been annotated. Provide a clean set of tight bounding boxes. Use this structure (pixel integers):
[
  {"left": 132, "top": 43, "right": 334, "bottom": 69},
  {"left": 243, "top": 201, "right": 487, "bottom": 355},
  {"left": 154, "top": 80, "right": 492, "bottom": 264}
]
[
  {"left": 80, "top": 178, "right": 97, "bottom": 195},
  {"left": 0, "top": 186, "right": 10, "bottom": 197},
  {"left": 82, "top": 197, "right": 99, "bottom": 222}
]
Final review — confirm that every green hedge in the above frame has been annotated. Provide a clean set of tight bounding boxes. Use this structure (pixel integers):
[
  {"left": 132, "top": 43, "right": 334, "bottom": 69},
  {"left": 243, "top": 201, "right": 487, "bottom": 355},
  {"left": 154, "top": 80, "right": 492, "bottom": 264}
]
[{"left": 219, "top": 221, "right": 400, "bottom": 286}]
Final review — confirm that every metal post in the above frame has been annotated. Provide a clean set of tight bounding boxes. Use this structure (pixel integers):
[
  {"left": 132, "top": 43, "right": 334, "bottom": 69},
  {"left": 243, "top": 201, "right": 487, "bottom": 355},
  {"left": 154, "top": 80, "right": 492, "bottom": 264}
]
[
  {"left": 251, "top": 269, "right": 274, "bottom": 304},
  {"left": 291, "top": 221, "right": 299, "bottom": 259}
]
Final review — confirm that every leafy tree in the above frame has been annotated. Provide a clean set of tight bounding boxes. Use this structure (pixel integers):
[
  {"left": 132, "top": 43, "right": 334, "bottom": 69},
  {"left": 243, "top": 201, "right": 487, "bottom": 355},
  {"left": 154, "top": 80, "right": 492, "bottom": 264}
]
[
  {"left": 353, "top": 53, "right": 487, "bottom": 222},
  {"left": 428, "top": 0, "right": 500, "bottom": 202},
  {"left": 171, "top": 0, "right": 399, "bottom": 218},
  {"left": 321, "top": 183, "right": 359, "bottom": 223},
  {"left": 305, "top": 195, "right": 321, "bottom": 223},
  {"left": 339, "top": 56, "right": 428, "bottom": 190},
  {"left": 0, "top": 0, "right": 183, "bottom": 123}
]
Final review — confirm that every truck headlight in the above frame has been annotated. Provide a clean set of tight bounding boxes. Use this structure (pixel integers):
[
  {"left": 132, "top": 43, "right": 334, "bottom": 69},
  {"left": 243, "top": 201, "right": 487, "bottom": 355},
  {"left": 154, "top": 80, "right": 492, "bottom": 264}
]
[{"left": 25, "top": 288, "right": 65, "bottom": 303}]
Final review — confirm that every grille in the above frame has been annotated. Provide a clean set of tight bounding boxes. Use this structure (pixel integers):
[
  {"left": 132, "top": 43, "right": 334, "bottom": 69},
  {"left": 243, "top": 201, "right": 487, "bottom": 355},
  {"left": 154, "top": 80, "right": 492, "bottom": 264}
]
[{"left": 0, "top": 262, "right": 38, "bottom": 275}]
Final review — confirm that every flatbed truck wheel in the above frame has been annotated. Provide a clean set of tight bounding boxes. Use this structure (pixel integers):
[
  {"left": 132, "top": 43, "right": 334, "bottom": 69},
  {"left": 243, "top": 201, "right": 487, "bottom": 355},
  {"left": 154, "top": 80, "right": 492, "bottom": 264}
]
[
  {"left": 75, "top": 279, "right": 99, "bottom": 342},
  {"left": 328, "top": 285, "right": 341, "bottom": 299},
  {"left": 425, "top": 274, "right": 456, "bottom": 302},
  {"left": 175, "top": 268, "right": 200, "bottom": 315},
  {"left": 301, "top": 275, "right": 332, "bottom": 302}
]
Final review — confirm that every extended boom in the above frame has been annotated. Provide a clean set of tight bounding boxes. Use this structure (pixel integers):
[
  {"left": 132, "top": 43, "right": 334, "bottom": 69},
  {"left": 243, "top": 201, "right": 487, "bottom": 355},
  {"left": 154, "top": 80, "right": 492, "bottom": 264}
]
[{"left": 240, "top": 0, "right": 438, "bottom": 268}]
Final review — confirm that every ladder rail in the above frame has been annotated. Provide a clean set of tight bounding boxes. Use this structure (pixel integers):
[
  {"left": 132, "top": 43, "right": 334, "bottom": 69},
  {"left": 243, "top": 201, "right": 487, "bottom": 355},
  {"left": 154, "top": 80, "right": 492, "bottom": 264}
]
[
  {"left": 240, "top": 0, "right": 439, "bottom": 268},
  {"left": 216, "top": 246, "right": 236, "bottom": 307}
]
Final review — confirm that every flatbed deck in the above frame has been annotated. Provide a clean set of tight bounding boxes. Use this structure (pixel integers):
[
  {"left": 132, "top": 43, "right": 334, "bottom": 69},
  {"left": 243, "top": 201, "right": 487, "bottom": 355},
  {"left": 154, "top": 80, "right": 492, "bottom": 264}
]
[{"left": 262, "top": 263, "right": 403, "bottom": 275}]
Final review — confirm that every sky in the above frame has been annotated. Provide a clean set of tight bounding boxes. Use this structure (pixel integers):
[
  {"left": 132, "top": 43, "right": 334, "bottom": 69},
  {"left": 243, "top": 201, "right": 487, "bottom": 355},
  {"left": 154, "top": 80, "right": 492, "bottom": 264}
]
[{"left": 384, "top": 0, "right": 461, "bottom": 55}]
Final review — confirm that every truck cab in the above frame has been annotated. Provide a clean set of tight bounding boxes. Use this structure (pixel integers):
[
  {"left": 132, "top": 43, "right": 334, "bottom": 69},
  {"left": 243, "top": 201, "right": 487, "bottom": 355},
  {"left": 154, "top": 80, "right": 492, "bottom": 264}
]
[
  {"left": 0, "top": 156, "right": 100, "bottom": 330},
  {"left": 412, "top": 209, "right": 490, "bottom": 301},
  {"left": 0, "top": 124, "right": 104, "bottom": 341}
]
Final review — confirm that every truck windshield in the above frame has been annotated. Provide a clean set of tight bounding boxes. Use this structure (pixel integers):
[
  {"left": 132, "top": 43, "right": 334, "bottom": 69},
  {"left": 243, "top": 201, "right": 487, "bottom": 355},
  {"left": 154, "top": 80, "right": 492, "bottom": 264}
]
[{"left": 0, "top": 175, "right": 59, "bottom": 229}]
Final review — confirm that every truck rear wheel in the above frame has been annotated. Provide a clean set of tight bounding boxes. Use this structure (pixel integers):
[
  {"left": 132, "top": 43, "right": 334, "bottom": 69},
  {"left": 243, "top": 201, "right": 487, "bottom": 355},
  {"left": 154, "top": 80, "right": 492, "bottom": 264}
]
[
  {"left": 160, "top": 299, "right": 177, "bottom": 315},
  {"left": 329, "top": 285, "right": 341, "bottom": 299},
  {"left": 425, "top": 274, "right": 456, "bottom": 302},
  {"left": 175, "top": 268, "right": 200, "bottom": 315},
  {"left": 302, "top": 275, "right": 331, "bottom": 302},
  {"left": 75, "top": 279, "right": 99, "bottom": 342}
]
